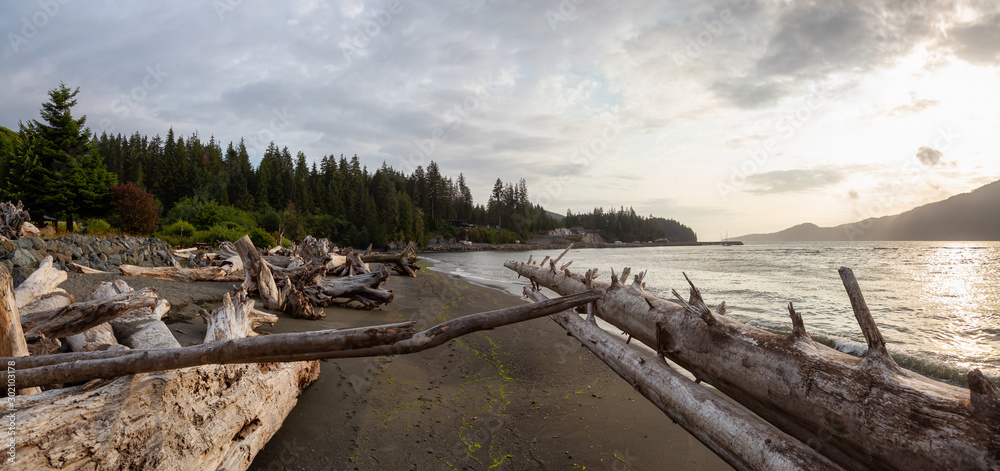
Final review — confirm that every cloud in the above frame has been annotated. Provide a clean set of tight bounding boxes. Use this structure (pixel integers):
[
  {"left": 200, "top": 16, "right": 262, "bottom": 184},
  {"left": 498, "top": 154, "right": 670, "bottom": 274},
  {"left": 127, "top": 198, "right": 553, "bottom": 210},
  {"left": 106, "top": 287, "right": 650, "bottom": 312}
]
[
  {"left": 945, "top": 13, "right": 1000, "bottom": 65},
  {"left": 744, "top": 168, "right": 846, "bottom": 194},
  {"left": 889, "top": 92, "right": 939, "bottom": 116},
  {"left": 915, "top": 146, "right": 943, "bottom": 166}
]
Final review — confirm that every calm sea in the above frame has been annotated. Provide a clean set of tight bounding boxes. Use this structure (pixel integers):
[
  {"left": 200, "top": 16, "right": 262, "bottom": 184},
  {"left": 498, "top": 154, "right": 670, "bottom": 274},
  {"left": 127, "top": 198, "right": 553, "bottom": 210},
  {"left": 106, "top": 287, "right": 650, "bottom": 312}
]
[{"left": 423, "top": 242, "right": 1000, "bottom": 383}]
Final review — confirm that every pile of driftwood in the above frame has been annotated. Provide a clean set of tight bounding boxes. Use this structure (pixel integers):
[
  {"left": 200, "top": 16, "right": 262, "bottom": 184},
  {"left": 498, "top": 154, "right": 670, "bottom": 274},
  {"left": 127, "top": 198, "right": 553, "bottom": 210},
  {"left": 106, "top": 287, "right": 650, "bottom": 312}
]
[
  {"left": 0, "top": 236, "right": 601, "bottom": 470},
  {"left": 508, "top": 247, "right": 1000, "bottom": 471},
  {"left": 0, "top": 200, "right": 38, "bottom": 240},
  {"left": 103, "top": 235, "right": 419, "bottom": 320}
]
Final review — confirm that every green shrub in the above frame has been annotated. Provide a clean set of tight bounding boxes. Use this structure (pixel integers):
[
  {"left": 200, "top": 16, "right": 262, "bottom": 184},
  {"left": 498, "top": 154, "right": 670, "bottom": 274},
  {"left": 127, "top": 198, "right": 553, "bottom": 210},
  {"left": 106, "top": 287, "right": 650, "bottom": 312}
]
[
  {"left": 248, "top": 227, "right": 274, "bottom": 248},
  {"left": 82, "top": 218, "right": 112, "bottom": 235},
  {"left": 158, "top": 234, "right": 193, "bottom": 248},
  {"left": 167, "top": 197, "right": 256, "bottom": 230},
  {"left": 191, "top": 225, "right": 244, "bottom": 246},
  {"left": 158, "top": 219, "right": 196, "bottom": 237}
]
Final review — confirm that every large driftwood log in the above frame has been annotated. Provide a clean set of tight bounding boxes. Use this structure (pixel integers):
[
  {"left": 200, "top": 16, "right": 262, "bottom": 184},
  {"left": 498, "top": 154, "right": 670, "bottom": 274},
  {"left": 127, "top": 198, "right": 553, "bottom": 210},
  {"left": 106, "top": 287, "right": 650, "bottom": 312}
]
[
  {"left": 6, "top": 356, "right": 321, "bottom": 469},
  {"left": 506, "top": 257, "right": 1000, "bottom": 471},
  {"left": 20, "top": 288, "right": 158, "bottom": 340},
  {"left": 119, "top": 264, "right": 243, "bottom": 282},
  {"left": 6, "top": 274, "right": 321, "bottom": 470},
  {"left": 526, "top": 288, "right": 842, "bottom": 471},
  {"left": 7, "top": 289, "right": 602, "bottom": 386}
]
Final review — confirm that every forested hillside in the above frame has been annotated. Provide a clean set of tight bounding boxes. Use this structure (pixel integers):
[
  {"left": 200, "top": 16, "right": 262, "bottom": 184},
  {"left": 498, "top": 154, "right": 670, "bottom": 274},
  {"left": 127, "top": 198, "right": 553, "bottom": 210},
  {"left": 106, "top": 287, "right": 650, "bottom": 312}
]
[{"left": 1, "top": 84, "right": 695, "bottom": 248}]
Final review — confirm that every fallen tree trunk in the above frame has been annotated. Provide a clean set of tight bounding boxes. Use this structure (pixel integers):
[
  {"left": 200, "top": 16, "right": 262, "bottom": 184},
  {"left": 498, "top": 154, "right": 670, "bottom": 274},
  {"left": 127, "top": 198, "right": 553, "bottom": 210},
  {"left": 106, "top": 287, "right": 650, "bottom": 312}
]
[
  {"left": 119, "top": 264, "right": 243, "bottom": 282},
  {"left": 6, "top": 354, "right": 321, "bottom": 470},
  {"left": 7, "top": 288, "right": 602, "bottom": 386},
  {"left": 20, "top": 287, "right": 159, "bottom": 340},
  {"left": 525, "top": 288, "right": 842, "bottom": 471},
  {"left": 506, "top": 257, "right": 1000, "bottom": 471}
]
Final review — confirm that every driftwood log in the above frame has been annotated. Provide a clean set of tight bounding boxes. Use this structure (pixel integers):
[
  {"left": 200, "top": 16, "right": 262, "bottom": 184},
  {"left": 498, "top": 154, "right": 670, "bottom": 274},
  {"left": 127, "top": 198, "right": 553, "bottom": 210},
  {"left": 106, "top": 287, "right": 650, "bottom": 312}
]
[
  {"left": 20, "top": 287, "right": 158, "bottom": 341},
  {"left": 506, "top": 255, "right": 1000, "bottom": 471},
  {"left": 1, "top": 264, "right": 41, "bottom": 394},
  {"left": 4, "top": 278, "right": 321, "bottom": 470},
  {"left": 7, "top": 288, "right": 603, "bottom": 387},
  {"left": 525, "top": 288, "right": 843, "bottom": 471},
  {"left": 362, "top": 241, "right": 419, "bottom": 277},
  {"left": 119, "top": 264, "right": 243, "bottom": 282},
  {"left": 234, "top": 235, "right": 283, "bottom": 310}
]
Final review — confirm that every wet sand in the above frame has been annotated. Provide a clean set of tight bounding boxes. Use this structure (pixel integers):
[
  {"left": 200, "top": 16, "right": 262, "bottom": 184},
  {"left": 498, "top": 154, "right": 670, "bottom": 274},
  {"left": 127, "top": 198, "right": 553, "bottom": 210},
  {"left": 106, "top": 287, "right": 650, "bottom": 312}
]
[{"left": 246, "top": 267, "right": 731, "bottom": 471}]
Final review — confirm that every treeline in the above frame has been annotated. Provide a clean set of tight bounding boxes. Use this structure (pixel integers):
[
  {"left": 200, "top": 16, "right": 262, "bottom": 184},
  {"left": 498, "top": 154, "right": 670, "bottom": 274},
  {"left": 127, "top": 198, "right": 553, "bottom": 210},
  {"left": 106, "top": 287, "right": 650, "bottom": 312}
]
[
  {"left": 564, "top": 207, "right": 697, "bottom": 243},
  {"left": 94, "top": 130, "right": 562, "bottom": 246}
]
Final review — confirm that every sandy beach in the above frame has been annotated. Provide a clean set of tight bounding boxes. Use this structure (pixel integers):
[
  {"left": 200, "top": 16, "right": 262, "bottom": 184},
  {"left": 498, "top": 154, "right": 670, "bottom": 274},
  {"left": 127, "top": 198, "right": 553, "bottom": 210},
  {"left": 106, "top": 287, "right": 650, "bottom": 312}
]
[{"left": 59, "top": 264, "right": 731, "bottom": 470}]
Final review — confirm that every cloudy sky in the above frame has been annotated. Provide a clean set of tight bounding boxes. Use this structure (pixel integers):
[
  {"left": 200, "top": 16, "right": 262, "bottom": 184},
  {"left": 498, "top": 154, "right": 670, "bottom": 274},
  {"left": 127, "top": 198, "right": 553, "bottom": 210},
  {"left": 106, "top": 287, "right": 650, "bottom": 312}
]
[{"left": 2, "top": 1, "right": 999, "bottom": 239}]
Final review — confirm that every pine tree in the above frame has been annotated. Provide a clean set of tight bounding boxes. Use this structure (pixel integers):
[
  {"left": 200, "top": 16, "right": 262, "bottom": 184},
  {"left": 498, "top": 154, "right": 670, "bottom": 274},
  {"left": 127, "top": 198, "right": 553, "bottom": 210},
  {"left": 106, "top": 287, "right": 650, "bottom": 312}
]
[{"left": 18, "top": 83, "right": 116, "bottom": 232}]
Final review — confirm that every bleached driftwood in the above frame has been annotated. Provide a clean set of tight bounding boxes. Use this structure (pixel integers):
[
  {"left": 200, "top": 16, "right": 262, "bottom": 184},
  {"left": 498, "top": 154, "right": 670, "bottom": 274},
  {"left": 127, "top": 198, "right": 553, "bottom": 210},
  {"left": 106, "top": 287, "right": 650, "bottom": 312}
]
[
  {"left": 5, "top": 273, "right": 321, "bottom": 470},
  {"left": 67, "top": 262, "right": 113, "bottom": 274},
  {"left": 20, "top": 288, "right": 158, "bottom": 340},
  {"left": 119, "top": 264, "right": 243, "bottom": 282},
  {"left": 14, "top": 256, "right": 68, "bottom": 310},
  {"left": 234, "top": 235, "right": 283, "bottom": 310},
  {"left": 95, "top": 280, "right": 180, "bottom": 350},
  {"left": 505, "top": 256, "right": 1000, "bottom": 471},
  {"left": 525, "top": 288, "right": 842, "bottom": 471}
]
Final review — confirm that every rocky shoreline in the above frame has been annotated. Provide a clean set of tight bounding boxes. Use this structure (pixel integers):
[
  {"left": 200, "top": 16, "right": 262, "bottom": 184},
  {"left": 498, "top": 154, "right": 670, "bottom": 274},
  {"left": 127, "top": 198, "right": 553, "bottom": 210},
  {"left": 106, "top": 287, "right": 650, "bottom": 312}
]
[{"left": 0, "top": 234, "right": 172, "bottom": 284}]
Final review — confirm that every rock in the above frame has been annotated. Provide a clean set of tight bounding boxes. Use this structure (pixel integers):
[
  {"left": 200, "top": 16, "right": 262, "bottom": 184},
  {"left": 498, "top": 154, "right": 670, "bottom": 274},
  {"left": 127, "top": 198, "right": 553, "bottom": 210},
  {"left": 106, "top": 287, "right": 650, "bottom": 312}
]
[
  {"left": 0, "top": 240, "right": 15, "bottom": 253},
  {"left": 68, "top": 243, "right": 82, "bottom": 259},
  {"left": 38, "top": 224, "right": 56, "bottom": 238},
  {"left": 0, "top": 259, "right": 12, "bottom": 274},
  {"left": 27, "top": 235, "right": 46, "bottom": 251},
  {"left": 16, "top": 238, "right": 33, "bottom": 249},
  {"left": 107, "top": 254, "right": 122, "bottom": 266},
  {"left": 9, "top": 248, "right": 39, "bottom": 268}
]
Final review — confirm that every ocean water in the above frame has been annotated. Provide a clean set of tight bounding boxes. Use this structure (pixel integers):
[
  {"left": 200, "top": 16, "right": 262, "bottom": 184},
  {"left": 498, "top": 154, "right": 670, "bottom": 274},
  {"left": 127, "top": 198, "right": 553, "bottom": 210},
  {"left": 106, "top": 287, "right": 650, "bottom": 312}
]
[{"left": 422, "top": 242, "right": 1000, "bottom": 383}]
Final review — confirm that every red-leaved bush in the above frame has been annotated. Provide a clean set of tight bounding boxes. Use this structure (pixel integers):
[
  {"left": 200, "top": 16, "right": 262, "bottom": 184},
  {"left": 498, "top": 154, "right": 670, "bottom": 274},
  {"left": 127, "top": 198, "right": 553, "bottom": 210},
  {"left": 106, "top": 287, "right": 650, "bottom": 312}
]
[{"left": 111, "top": 182, "right": 161, "bottom": 235}]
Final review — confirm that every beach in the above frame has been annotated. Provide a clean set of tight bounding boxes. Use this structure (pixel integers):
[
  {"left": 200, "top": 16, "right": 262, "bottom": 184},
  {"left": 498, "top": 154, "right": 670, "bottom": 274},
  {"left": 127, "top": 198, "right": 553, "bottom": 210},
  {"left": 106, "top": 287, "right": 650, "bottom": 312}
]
[
  {"left": 57, "top": 264, "right": 731, "bottom": 470},
  {"left": 247, "top": 266, "right": 730, "bottom": 470}
]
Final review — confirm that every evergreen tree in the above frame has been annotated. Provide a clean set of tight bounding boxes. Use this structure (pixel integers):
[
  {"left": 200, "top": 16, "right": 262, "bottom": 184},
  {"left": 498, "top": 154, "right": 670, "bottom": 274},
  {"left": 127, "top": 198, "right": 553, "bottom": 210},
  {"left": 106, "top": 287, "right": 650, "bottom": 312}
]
[{"left": 18, "top": 83, "right": 116, "bottom": 232}]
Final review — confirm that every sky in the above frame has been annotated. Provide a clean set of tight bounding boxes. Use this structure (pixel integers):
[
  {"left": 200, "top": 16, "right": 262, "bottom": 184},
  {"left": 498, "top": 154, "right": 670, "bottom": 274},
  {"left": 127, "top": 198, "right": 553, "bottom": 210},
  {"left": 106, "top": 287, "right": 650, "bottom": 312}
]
[{"left": 2, "top": 0, "right": 1000, "bottom": 240}]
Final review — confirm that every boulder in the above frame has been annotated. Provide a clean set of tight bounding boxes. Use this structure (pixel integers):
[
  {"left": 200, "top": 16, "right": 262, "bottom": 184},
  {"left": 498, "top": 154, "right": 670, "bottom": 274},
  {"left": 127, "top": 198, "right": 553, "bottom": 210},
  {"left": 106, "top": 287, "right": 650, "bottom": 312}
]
[{"left": 9, "top": 247, "right": 39, "bottom": 268}]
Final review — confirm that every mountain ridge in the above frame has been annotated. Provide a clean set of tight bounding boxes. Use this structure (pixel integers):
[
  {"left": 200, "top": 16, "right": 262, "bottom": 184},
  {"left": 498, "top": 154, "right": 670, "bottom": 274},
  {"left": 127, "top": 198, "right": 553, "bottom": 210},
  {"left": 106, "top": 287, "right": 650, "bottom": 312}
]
[{"left": 737, "top": 180, "right": 1000, "bottom": 242}]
